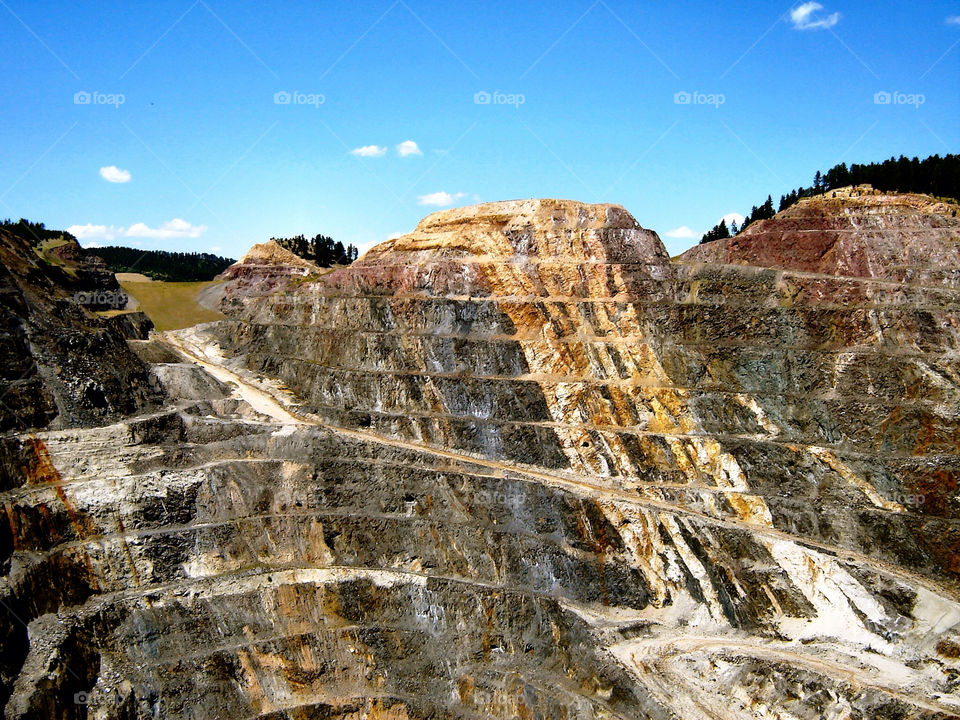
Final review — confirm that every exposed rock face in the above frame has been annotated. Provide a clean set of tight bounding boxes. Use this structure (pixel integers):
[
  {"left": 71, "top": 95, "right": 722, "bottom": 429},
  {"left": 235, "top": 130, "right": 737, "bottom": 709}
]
[
  {"left": 679, "top": 186, "right": 960, "bottom": 284},
  {"left": 216, "top": 200, "right": 673, "bottom": 470},
  {"left": 0, "top": 228, "right": 161, "bottom": 432},
  {"left": 218, "top": 240, "right": 319, "bottom": 311},
  {"left": 2, "top": 197, "right": 960, "bottom": 719}
]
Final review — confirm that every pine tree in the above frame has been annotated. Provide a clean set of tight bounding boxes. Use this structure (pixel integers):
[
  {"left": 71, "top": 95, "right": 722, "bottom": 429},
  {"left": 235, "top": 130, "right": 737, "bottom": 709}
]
[
  {"left": 700, "top": 220, "right": 731, "bottom": 244},
  {"left": 271, "top": 232, "right": 358, "bottom": 268},
  {"left": 718, "top": 154, "right": 959, "bottom": 244},
  {"left": 761, "top": 195, "right": 774, "bottom": 219}
]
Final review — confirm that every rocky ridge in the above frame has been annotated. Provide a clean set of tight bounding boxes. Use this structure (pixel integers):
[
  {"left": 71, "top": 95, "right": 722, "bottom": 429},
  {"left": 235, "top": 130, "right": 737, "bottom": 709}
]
[
  {"left": 679, "top": 186, "right": 960, "bottom": 284},
  {"left": 218, "top": 241, "right": 320, "bottom": 312},
  {"left": 0, "top": 227, "right": 161, "bottom": 432},
  {"left": 1, "top": 196, "right": 959, "bottom": 718}
]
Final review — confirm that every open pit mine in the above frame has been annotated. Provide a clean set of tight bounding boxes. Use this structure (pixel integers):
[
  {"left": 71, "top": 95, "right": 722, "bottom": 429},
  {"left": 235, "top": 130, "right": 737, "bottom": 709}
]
[{"left": 1, "top": 188, "right": 960, "bottom": 719}]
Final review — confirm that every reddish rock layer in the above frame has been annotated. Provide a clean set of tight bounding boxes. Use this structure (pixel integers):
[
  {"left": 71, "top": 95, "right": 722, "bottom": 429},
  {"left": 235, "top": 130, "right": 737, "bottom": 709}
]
[{"left": 679, "top": 186, "right": 960, "bottom": 285}]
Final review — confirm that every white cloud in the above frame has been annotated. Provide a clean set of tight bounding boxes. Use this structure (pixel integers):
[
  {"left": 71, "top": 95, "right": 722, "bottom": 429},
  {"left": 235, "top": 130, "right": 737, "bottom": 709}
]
[
  {"left": 417, "top": 191, "right": 468, "bottom": 207},
  {"left": 387, "top": 232, "right": 405, "bottom": 240},
  {"left": 664, "top": 212, "right": 745, "bottom": 240},
  {"left": 790, "top": 2, "right": 839, "bottom": 30},
  {"left": 125, "top": 218, "right": 207, "bottom": 238},
  {"left": 396, "top": 140, "right": 422, "bottom": 157},
  {"left": 99, "top": 165, "right": 131, "bottom": 183},
  {"left": 65, "top": 218, "right": 207, "bottom": 242},
  {"left": 350, "top": 145, "right": 387, "bottom": 157},
  {"left": 68, "top": 223, "right": 117, "bottom": 240},
  {"left": 947, "top": 15, "right": 960, "bottom": 25},
  {"left": 664, "top": 226, "right": 698, "bottom": 239},
  {"left": 355, "top": 239, "right": 381, "bottom": 255}
]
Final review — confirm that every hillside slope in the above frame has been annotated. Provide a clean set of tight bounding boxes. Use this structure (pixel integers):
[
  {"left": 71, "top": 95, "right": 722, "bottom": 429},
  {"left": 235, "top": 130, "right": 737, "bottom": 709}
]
[
  {"left": 0, "top": 227, "right": 161, "bottom": 431},
  {"left": 1, "top": 196, "right": 959, "bottom": 719},
  {"left": 680, "top": 186, "right": 960, "bottom": 283}
]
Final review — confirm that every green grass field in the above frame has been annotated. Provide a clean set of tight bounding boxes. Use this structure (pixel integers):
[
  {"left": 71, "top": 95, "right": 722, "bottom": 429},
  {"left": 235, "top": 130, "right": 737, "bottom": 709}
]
[{"left": 119, "top": 280, "right": 225, "bottom": 331}]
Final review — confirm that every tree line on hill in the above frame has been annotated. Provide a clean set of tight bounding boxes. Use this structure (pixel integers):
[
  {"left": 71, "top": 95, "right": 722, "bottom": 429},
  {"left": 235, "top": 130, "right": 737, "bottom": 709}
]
[
  {"left": 2, "top": 218, "right": 361, "bottom": 279},
  {"left": 1, "top": 218, "right": 76, "bottom": 246},
  {"left": 87, "top": 246, "right": 236, "bottom": 282},
  {"left": 272, "top": 234, "right": 359, "bottom": 266},
  {"left": 700, "top": 153, "right": 960, "bottom": 244},
  {"left": 1, "top": 219, "right": 237, "bottom": 282}
]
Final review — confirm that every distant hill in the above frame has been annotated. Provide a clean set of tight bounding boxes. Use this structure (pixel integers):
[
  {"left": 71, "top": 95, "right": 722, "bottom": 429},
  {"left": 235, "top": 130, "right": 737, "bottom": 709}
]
[
  {"left": 701, "top": 153, "right": 960, "bottom": 243},
  {"left": 88, "top": 246, "right": 236, "bottom": 282}
]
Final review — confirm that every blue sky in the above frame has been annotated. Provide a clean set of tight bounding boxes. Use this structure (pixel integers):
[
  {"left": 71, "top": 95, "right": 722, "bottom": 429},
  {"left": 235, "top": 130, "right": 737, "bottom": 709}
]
[{"left": 1, "top": 1, "right": 958, "bottom": 258}]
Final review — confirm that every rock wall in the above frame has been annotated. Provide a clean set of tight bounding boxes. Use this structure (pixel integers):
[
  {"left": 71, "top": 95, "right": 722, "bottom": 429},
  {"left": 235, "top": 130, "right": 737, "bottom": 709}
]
[
  {"left": 679, "top": 186, "right": 960, "bottom": 285},
  {"left": 0, "top": 228, "right": 162, "bottom": 432},
  {"left": 218, "top": 240, "right": 320, "bottom": 311},
  {"left": 2, "top": 197, "right": 959, "bottom": 718}
]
